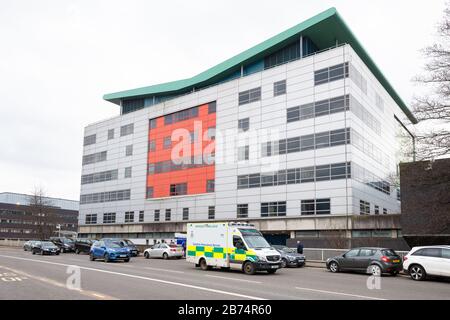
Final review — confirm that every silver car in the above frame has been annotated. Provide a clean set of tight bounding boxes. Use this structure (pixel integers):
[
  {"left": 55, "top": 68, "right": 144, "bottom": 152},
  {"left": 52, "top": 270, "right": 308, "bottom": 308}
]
[
  {"left": 273, "top": 245, "right": 306, "bottom": 268},
  {"left": 144, "top": 243, "right": 183, "bottom": 259}
]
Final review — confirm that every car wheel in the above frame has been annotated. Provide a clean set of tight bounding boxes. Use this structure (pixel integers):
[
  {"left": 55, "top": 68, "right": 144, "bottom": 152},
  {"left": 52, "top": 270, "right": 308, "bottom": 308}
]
[
  {"left": 89, "top": 253, "right": 95, "bottom": 261},
  {"left": 199, "top": 258, "right": 209, "bottom": 271},
  {"left": 243, "top": 261, "right": 256, "bottom": 275},
  {"left": 32, "top": 251, "right": 35, "bottom": 255},
  {"left": 329, "top": 261, "right": 339, "bottom": 273},
  {"left": 409, "top": 265, "right": 426, "bottom": 281},
  {"left": 124, "top": 258, "right": 130, "bottom": 263},
  {"left": 144, "top": 251, "right": 150, "bottom": 259},
  {"left": 370, "top": 264, "right": 382, "bottom": 276},
  {"left": 163, "top": 252, "right": 169, "bottom": 260},
  {"left": 104, "top": 253, "right": 110, "bottom": 263},
  {"left": 75, "top": 249, "right": 79, "bottom": 254},
  {"left": 40, "top": 250, "right": 44, "bottom": 256},
  {"left": 280, "top": 258, "right": 288, "bottom": 268}
]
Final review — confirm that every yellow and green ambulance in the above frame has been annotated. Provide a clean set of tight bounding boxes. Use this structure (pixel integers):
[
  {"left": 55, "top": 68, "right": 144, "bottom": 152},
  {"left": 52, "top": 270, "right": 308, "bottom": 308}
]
[{"left": 186, "top": 222, "right": 281, "bottom": 275}]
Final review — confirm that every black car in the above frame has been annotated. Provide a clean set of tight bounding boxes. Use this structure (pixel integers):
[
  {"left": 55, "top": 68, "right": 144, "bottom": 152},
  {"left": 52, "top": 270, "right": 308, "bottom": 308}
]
[
  {"left": 326, "top": 247, "right": 403, "bottom": 276},
  {"left": 50, "top": 237, "right": 75, "bottom": 253},
  {"left": 74, "top": 239, "right": 95, "bottom": 254},
  {"left": 112, "top": 239, "right": 139, "bottom": 257},
  {"left": 273, "top": 245, "right": 306, "bottom": 268},
  {"left": 32, "top": 241, "right": 60, "bottom": 255},
  {"left": 23, "top": 240, "right": 41, "bottom": 251}
]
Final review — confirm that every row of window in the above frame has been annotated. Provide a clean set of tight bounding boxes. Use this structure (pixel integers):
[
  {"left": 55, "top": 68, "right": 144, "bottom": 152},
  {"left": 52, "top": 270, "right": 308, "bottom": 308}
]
[
  {"left": 237, "top": 162, "right": 351, "bottom": 189},
  {"left": 350, "top": 96, "right": 381, "bottom": 135},
  {"left": 85, "top": 123, "right": 134, "bottom": 146},
  {"left": 80, "top": 189, "right": 131, "bottom": 205},
  {"left": 146, "top": 180, "right": 215, "bottom": 199},
  {"left": 349, "top": 63, "right": 367, "bottom": 95},
  {"left": 261, "top": 128, "right": 350, "bottom": 157},
  {"left": 83, "top": 134, "right": 96, "bottom": 146},
  {"left": 359, "top": 200, "right": 388, "bottom": 215},
  {"left": 148, "top": 127, "right": 216, "bottom": 152},
  {"left": 82, "top": 151, "right": 107, "bottom": 166},
  {"left": 287, "top": 94, "right": 349, "bottom": 123},
  {"left": 147, "top": 154, "right": 214, "bottom": 175},
  {"left": 352, "top": 130, "right": 390, "bottom": 168},
  {"left": 352, "top": 163, "right": 391, "bottom": 195},
  {"left": 314, "top": 62, "right": 349, "bottom": 86},
  {"left": 238, "top": 79, "right": 287, "bottom": 107},
  {"left": 81, "top": 169, "right": 118, "bottom": 185},
  {"left": 87, "top": 211, "right": 147, "bottom": 225}
]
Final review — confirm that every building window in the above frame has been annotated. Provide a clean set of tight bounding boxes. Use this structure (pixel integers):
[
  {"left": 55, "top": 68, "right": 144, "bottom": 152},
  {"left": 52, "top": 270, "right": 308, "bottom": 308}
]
[
  {"left": 124, "top": 167, "right": 132, "bottom": 178},
  {"left": 139, "top": 211, "right": 144, "bottom": 222},
  {"left": 208, "top": 206, "right": 215, "bottom": 220},
  {"left": 360, "top": 200, "right": 370, "bottom": 215},
  {"left": 85, "top": 214, "right": 97, "bottom": 225},
  {"left": 125, "top": 145, "right": 133, "bottom": 156},
  {"left": 238, "top": 146, "right": 249, "bottom": 161},
  {"left": 314, "top": 62, "right": 349, "bottom": 86},
  {"left": 103, "top": 213, "right": 116, "bottom": 224},
  {"left": 81, "top": 169, "right": 118, "bottom": 185},
  {"left": 207, "top": 127, "right": 216, "bottom": 140},
  {"left": 163, "top": 137, "right": 172, "bottom": 149},
  {"left": 120, "top": 123, "right": 134, "bottom": 136},
  {"left": 383, "top": 208, "right": 388, "bottom": 215},
  {"left": 170, "top": 183, "right": 187, "bottom": 196},
  {"left": 82, "top": 151, "right": 107, "bottom": 165},
  {"left": 375, "top": 205, "right": 380, "bottom": 215},
  {"left": 287, "top": 95, "right": 350, "bottom": 123},
  {"left": 149, "top": 119, "right": 157, "bottom": 129},
  {"left": 208, "top": 101, "right": 216, "bottom": 114},
  {"left": 301, "top": 199, "right": 331, "bottom": 215},
  {"left": 183, "top": 208, "right": 189, "bottom": 221},
  {"left": 146, "top": 187, "right": 154, "bottom": 199},
  {"left": 206, "top": 180, "right": 215, "bottom": 193},
  {"left": 237, "top": 204, "right": 248, "bottom": 218},
  {"left": 107, "top": 129, "right": 114, "bottom": 140},
  {"left": 274, "top": 80, "right": 286, "bottom": 96},
  {"left": 80, "top": 189, "right": 130, "bottom": 204},
  {"left": 261, "top": 202, "right": 286, "bottom": 217},
  {"left": 165, "top": 209, "right": 171, "bottom": 221},
  {"left": 154, "top": 210, "right": 160, "bottom": 222},
  {"left": 164, "top": 107, "right": 199, "bottom": 125},
  {"left": 238, "top": 118, "right": 249, "bottom": 132},
  {"left": 125, "top": 211, "right": 134, "bottom": 223},
  {"left": 375, "top": 92, "right": 384, "bottom": 111},
  {"left": 239, "top": 87, "right": 261, "bottom": 106},
  {"left": 148, "top": 140, "right": 156, "bottom": 152},
  {"left": 83, "top": 134, "right": 96, "bottom": 146},
  {"left": 349, "top": 64, "right": 367, "bottom": 94}
]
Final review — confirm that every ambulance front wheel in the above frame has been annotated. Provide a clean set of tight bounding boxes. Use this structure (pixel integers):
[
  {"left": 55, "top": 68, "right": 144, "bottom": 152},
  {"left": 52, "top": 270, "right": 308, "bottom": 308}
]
[
  {"left": 199, "top": 258, "right": 210, "bottom": 271},
  {"left": 243, "top": 261, "right": 256, "bottom": 275}
]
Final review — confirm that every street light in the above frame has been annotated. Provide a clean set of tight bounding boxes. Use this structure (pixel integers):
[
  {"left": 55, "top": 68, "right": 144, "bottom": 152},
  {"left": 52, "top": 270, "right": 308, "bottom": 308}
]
[{"left": 56, "top": 224, "right": 61, "bottom": 237}]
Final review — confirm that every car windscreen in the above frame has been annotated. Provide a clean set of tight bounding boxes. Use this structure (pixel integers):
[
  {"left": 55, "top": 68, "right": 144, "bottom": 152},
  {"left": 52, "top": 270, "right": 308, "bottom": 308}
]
[
  {"left": 41, "top": 242, "right": 55, "bottom": 247},
  {"left": 242, "top": 235, "right": 271, "bottom": 249},
  {"left": 105, "top": 241, "right": 122, "bottom": 248},
  {"left": 63, "top": 238, "right": 74, "bottom": 244},
  {"left": 280, "top": 246, "right": 295, "bottom": 253},
  {"left": 382, "top": 249, "right": 398, "bottom": 256},
  {"left": 124, "top": 240, "right": 134, "bottom": 246}
]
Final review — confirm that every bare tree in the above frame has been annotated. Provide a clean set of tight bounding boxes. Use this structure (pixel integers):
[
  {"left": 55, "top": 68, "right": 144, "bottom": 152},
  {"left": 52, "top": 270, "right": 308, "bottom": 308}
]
[
  {"left": 413, "top": 3, "right": 450, "bottom": 159},
  {"left": 28, "top": 186, "right": 57, "bottom": 240}
]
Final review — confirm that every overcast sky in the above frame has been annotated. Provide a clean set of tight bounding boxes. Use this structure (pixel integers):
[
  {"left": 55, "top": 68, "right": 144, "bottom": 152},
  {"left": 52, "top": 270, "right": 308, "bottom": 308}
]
[{"left": 0, "top": 0, "right": 447, "bottom": 201}]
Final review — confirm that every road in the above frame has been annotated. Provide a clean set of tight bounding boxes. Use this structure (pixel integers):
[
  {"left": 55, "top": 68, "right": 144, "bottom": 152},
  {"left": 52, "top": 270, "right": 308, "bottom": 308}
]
[{"left": 0, "top": 247, "right": 449, "bottom": 300}]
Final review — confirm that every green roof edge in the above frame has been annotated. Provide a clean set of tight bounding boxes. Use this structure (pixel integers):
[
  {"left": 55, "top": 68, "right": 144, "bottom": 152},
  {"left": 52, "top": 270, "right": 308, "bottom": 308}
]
[{"left": 103, "top": 7, "right": 417, "bottom": 124}]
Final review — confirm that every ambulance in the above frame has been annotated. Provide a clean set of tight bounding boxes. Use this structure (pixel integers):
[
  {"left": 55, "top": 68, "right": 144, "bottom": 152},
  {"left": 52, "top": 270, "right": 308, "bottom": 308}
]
[{"left": 186, "top": 222, "right": 281, "bottom": 275}]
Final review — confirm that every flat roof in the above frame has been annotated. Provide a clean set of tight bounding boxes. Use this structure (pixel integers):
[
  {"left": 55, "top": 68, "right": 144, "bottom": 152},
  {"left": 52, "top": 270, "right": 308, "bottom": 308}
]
[
  {"left": 103, "top": 7, "right": 417, "bottom": 124},
  {"left": 0, "top": 192, "right": 79, "bottom": 211}
]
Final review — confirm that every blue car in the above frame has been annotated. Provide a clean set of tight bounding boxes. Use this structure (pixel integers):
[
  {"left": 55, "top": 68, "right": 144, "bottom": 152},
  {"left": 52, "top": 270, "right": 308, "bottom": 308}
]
[{"left": 89, "top": 239, "right": 131, "bottom": 262}]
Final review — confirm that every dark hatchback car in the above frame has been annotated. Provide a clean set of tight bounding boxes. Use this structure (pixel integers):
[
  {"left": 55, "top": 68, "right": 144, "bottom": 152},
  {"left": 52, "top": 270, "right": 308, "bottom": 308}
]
[
  {"left": 326, "top": 247, "right": 403, "bottom": 276},
  {"left": 273, "top": 245, "right": 306, "bottom": 268},
  {"left": 74, "top": 239, "right": 95, "bottom": 254},
  {"left": 50, "top": 237, "right": 75, "bottom": 253},
  {"left": 32, "top": 241, "right": 60, "bottom": 255}
]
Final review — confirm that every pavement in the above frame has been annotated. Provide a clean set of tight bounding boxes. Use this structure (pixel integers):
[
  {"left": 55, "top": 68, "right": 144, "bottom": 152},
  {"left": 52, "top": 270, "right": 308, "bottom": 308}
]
[{"left": 0, "top": 247, "right": 449, "bottom": 300}]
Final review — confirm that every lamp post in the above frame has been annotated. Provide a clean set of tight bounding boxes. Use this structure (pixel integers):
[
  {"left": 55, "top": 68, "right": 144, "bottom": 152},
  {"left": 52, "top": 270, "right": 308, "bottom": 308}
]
[{"left": 56, "top": 224, "right": 61, "bottom": 237}]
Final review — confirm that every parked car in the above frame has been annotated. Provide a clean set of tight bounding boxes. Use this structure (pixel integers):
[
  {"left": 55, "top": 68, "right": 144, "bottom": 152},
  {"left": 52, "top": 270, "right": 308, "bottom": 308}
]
[
  {"left": 23, "top": 240, "right": 41, "bottom": 251},
  {"left": 118, "top": 239, "right": 140, "bottom": 257},
  {"left": 49, "top": 237, "right": 75, "bottom": 253},
  {"left": 272, "top": 245, "right": 306, "bottom": 268},
  {"left": 74, "top": 239, "right": 95, "bottom": 254},
  {"left": 32, "top": 241, "right": 60, "bottom": 255},
  {"left": 326, "top": 247, "right": 402, "bottom": 276},
  {"left": 403, "top": 245, "right": 450, "bottom": 281},
  {"left": 89, "top": 239, "right": 131, "bottom": 262},
  {"left": 144, "top": 243, "right": 183, "bottom": 259}
]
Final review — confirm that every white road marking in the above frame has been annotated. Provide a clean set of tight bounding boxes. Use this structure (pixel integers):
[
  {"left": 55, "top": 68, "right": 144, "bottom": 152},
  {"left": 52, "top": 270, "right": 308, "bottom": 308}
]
[
  {"left": 0, "top": 264, "right": 116, "bottom": 300},
  {"left": 205, "top": 275, "right": 261, "bottom": 284},
  {"left": 0, "top": 255, "right": 266, "bottom": 300},
  {"left": 144, "top": 267, "right": 185, "bottom": 274},
  {"left": 295, "top": 286, "right": 386, "bottom": 300}
]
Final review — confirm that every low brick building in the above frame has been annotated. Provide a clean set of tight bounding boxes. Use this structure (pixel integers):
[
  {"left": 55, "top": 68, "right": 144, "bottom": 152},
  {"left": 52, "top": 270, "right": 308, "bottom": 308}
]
[{"left": 400, "top": 159, "right": 450, "bottom": 247}]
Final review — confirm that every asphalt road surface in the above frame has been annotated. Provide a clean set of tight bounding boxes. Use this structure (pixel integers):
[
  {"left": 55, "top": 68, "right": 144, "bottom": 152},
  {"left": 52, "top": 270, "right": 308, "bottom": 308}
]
[{"left": 0, "top": 247, "right": 449, "bottom": 300}]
